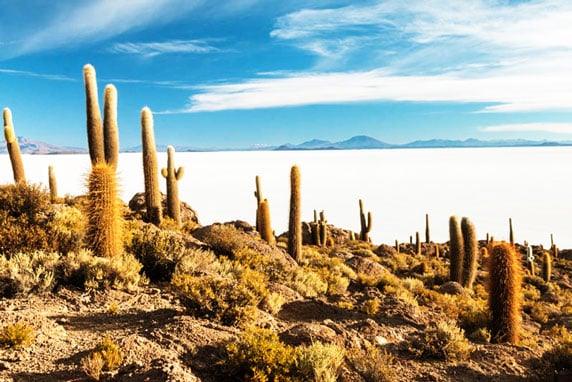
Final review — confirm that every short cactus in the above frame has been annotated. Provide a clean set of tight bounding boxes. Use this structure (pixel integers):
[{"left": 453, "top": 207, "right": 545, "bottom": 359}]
[
  {"left": 449, "top": 216, "right": 464, "bottom": 283},
  {"left": 425, "top": 213, "right": 430, "bottom": 243},
  {"left": 161, "top": 146, "right": 184, "bottom": 226},
  {"left": 461, "top": 217, "right": 478, "bottom": 289},
  {"left": 48, "top": 165, "right": 58, "bottom": 203},
  {"left": 318, "top": 210, "right": 328, "bottom": 247},
  {"left": 141, "top": 107, "right": 162, "bottom": 226},
  {"left": 288, "top": 165, "right": 302, "bottom": 261},
  {"left": 2, "top": 108, "right": 25, "bottom": 183},
  {"left": 542, "top": 251, "right": 552, "bottom": 283},
  {"left": 359, "top": 199, "right": 372, "bottom": 242},
  {"left": 488, "top": 242, "right": 522, "bottom": 344},
  {"left": 257, "top": 199, "right": 275, "bottom": 245}
]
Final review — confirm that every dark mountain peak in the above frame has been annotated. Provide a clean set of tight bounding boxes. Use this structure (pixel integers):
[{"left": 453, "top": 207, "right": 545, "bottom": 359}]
[{"left": 335, "top": 135, "right": 392, "bottom": 149}]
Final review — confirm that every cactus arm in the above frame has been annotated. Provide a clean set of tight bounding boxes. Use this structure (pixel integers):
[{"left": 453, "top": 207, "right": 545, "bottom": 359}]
[
  {"left": 83, "top": 64, "right": 105, "bottom": 165},
  {"left": 103, "top": 84, "right": 119, "bottom": 170}
]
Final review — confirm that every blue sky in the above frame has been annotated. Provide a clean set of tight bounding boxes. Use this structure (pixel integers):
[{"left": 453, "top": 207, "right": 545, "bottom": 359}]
[{"left": 1, "top": 0, "right": 572, "bottom": 149}]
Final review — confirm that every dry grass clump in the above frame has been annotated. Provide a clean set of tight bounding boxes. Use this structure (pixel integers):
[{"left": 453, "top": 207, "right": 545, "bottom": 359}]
[
  {"left": 193, "top": 224, "right": 250, "bottom": 257},
  {"left": 348, "top": 344, "right": 398, "bottom": 382},
  {"left": 226, "top": 326, "right": 344, "bottom": 381},
  {"left": 81, "top": 336, "right": 124, "bottom": 380},
  {"left": 0, "top": 322, "right": 35, "bottom": 349},
  {"left": 411, "top": 320, "right": 472, "bottom": 362}
]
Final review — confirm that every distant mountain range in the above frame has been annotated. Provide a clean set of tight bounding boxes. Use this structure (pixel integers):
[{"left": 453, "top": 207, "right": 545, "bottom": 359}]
[{"left": 2, "top": 135, "right": 571, "bottom": 155}]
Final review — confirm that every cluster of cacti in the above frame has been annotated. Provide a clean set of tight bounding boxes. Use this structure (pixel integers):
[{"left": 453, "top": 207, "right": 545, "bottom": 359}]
[
  {"left": 48, "top": 165, "right": 58, "bottom": 203},
  {"left": 359, "top": 199, "right": 372, "bottom": 242},
  {"left": 161, "top": 146, "right": 184, "bottom": 226},
  {"left": 488, "top": 242, "right": 522, "bottom": 344},
  {"left": 288, "top": 165, "right": 301, "bottom": 261},
  {"left": 2, "top": 108, "right": 26, "bottom": 183},
  {"left": 449, "top": 216, "right": 479, "bottom": 288},
  {"left": 141, "top": 107, "right": 163, "bottom": 226},
  {"left": 83, "top": 64, "right": 123, "bottom": 258},
  {"left": 311, "top": 210, "right": 328, "bottom": 247}
]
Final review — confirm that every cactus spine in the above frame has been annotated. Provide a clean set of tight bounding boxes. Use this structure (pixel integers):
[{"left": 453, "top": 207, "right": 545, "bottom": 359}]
[
  {"left": 449, "top": 216, "right": 464, "bottom": 283},
  {"left": 488, "top": 242, "right": 522, "bottom": 344},
  {"left": 425, "top": 213, "right": 430, "bottom": 243},
  {"left": 359, "top": 199, "right": 372, "bottom": 242},
  {"left": 161, "top": 146, "right": 184, "bottom": 226},
  {"left": 3, "top": 108, "right": 25, "bottom": 183},
  {"left": 461, "top": 217, "right": 478, "bottom": 289},
  {"left": 254, "top": 175, "right": 263, "bottom": 232},
  {"left": 257, "top": 199, "right": 275, "bottom": 245},
  {"left": 542, "top": 251, "right": 552, "bottom": 283},
  {"left": 141, "top": 107, "right": 163, "bottom": 226},
  {"left": 288, "top": 165, "right": 302, "bottom": 261},
  {"left": 83, "top": 65, "right": 122, "bottom": 258},
  {"left": 48, "top": 165, "right": 58, "bottom": 203}
]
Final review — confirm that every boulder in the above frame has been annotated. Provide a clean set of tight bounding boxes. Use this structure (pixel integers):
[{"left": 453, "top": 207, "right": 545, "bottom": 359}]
[{"left": 128, "top": 192, "right": 199, "bottom": 225}]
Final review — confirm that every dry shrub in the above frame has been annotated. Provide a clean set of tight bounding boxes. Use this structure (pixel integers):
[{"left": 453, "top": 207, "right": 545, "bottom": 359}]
[
  {"left": 172, "top": 263, "right": 268, "bottom": 326},
  {"left": 411, "top": 320, "right": 472, "bottom": 362},
  {"left": 288, "top": 267, "right": 328, "bottom": 298},
  {"left": 125, "top": 222, "right": 193, "bottom": 281},
  {"left": 297, "top": 341, "right": 345, "bottom": 382},
  {"left": 0, "top": 251, "right": 59, "bottom": 296},
  {"left": 262, "top": 292, "right": 286, "bottom": 315},
  {"left": 539, "top": 326, "right": 572, "bottom": 375},
  {"left": 226, "top": 326, "right": 298, "bottom": 381},
  {"left": 0, "top": 322, "right": 35, "bottom": 349},
  {"left": 82, "top": 336, "right": 123, "bottom": 380},
  {"left": 45, "top": 205, "right": 86, "bottom": 255},
  {"left": 193, "top": 224, "right": 249, "bottom": 257},
  {"left": 348, "top": 344, "right": 398, "bottom": 382},
  {"left": 362, "top": 298, "right": 380, "bottom": 315},
  {"left": 60, "top": 250, "right": 144, "bottom": 291}
]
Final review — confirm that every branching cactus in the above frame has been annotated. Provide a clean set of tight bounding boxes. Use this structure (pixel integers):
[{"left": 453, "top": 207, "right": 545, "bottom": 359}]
[
  {"left": 83, "top": 64, "right": 122, "bottom": 258},
  {"left": 449, "top": 216, "right": 464, "bottom": 283},
  {"left": 257, "top": 199, "right": 275, "bottom": 245},
  {"left": 2, "top": 108, "right": 25, "bottom": 183},
  {"left": 48, "top": 165, "right": 58, "bottom": 203},
  {"left": 254, "top": 175, "right": 263, "bottom": 232},
  {"left": 161, "top": 146, "right": 184, "bottom": 227},
  {"left": 488, "top": 242, "right": 522, "bottom": 344},
  {"left": 141, "top": 107, "right": 162, "bottom": 226},
  {"left": 461, "top": 217, "right": 478, "bottom": 289},
  {"left": 288, "top": 165, "right": 302, "bottom": 261},
  {"left": 359, "top": 199, "right": 372, "bottom": 242}
]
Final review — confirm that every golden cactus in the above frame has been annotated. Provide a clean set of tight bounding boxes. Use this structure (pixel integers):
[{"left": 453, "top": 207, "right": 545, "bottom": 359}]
[
  {"left": 161, "top": 146, "right": 184, "bottom": 226},
  {"left": 288, "top": 165, "right": 301, "bottom": 261},
  {"left": 141, "top": 107, "right": 162, "bottom": 226},
  {"left": 3, "top": 108, "right": 26, "bottom": 183}
]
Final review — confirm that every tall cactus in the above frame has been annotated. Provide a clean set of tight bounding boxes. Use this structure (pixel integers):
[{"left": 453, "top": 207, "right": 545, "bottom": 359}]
[
  {"left": 48, "top": 165, "right": 58, "bottom": 203},
  {"left": 141, "top": 107, "right": 162, "bottom": 226},
  {"left": 359, "top": 199, "right": 372, "bottom": 242},
  {"left": 318, "top": 210, "right": 328, "bottom": 247},
  {"left": 2, "top": 108, "right": 25, "bottom": 183},
  {"left": 461, "top": 217, "right": 478, "bottom": 289},
  {"left": 488, "top": 242, "right": 522, "bottom": 344},
  {"left": 288, "top": 165, "right": 302, "bottom": 261},
  {"left": 83, "top": 65, "right": 122, "bottom": 258},
  {"left": 509, "top": 218, "right": 514, "bottom": 247},
  {"left": 161, "top": 146, "right": 184, "bottom": 226},
  {"left": 449, "top": 216, "right": 464, "bottom": 283},
  {"left": 254, "top": 175, "right": 263, "bottom": 232},
  {"left": 257, "top": 199, "right": 275, "bottom": 245},
  {"left": 415, "top": 231, "right": 421, "bottom": 255},
  {"left": 425, "top": 213, "right": 430, "bottom": 243}
]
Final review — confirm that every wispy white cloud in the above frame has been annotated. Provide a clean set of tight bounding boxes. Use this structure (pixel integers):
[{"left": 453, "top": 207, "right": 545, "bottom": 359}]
[
  {"left": 482, "top": 123, "right": 572, "bottom": 134},
  {"left": 176, "top": 0, "right": 572, "bottom": 113},
  {"left": 182, "top": 68, "right": 572, "bottom": 112},
  {"left": 0, "top": 68, "right": 74, "bottom": 82},
  {"left": 3, "top": 0, "right": 203, "bottom": 58},
  {"left": 109, "top": 39, "right": 220, "bottom": 57}
]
